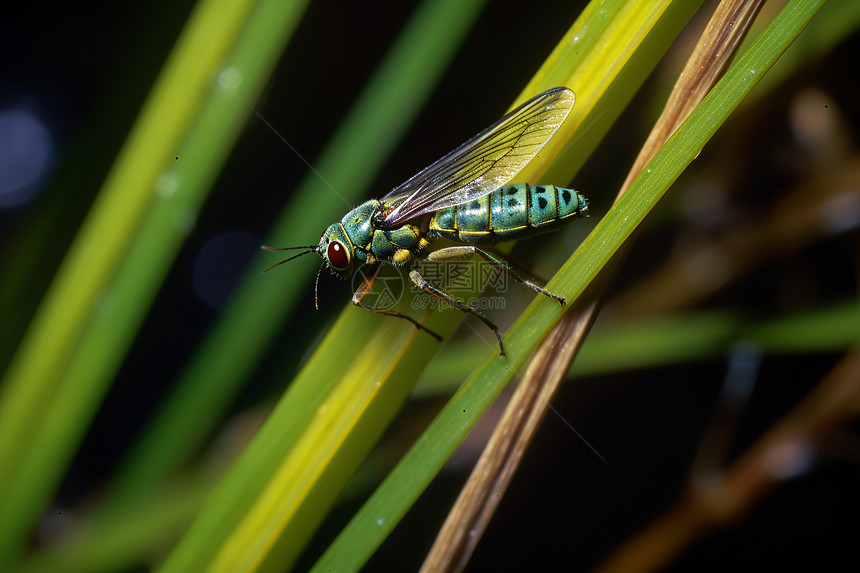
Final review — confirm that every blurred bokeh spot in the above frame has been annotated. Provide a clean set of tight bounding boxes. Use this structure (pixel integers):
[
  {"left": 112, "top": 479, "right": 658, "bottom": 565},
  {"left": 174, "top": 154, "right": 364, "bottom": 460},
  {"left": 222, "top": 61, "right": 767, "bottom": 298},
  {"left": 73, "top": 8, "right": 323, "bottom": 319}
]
[
  {"left": 192, "top": 231, "right": 260, "bottom": 311},
  {"left": 0, "top": 108, "right": 54, "bottom": 209}
]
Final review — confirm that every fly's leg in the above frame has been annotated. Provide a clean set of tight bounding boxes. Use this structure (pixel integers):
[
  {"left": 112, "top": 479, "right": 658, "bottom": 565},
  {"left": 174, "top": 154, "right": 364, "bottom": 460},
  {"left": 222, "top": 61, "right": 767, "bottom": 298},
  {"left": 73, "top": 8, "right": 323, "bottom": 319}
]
[
  {"left": 352, "top": 265, "right": 442, "bottom": 342},
  {"left": 424, "top": 246, "right": 566, "bottom": 305},
  {"left": 408, "top": 269, "right": 505, "bottom": 356}
]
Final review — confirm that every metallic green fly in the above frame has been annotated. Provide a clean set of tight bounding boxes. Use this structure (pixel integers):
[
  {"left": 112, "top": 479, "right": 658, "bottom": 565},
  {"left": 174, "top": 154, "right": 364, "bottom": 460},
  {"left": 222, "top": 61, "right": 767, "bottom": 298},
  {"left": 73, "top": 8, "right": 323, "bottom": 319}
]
[{"left": 264, "top": 87, "right": 588, "bottom": 356}]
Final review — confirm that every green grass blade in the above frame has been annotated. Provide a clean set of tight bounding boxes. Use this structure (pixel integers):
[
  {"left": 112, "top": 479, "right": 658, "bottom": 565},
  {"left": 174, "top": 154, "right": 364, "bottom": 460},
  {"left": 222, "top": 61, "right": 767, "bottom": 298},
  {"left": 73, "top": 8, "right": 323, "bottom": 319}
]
[
  {"left": 310, "top": 0, "right": 828, "bottom": 570},
  {"left": 154, "top": 1, "right": 489, "bottom": 571},
  {"left": 306, "top": 0, "right": 705, "bottom": 570},
  {"left": 112, "top": 0, "right": 489, "bottom": 507},
  {"left": 16, "top": 474, "right": 209, "bottom": 573},
  {"left": 421, "top": 294, "right": 860, "bottom": 385},
  {"left": 0, "top": 0, "right": 308, "bottom": 566}
]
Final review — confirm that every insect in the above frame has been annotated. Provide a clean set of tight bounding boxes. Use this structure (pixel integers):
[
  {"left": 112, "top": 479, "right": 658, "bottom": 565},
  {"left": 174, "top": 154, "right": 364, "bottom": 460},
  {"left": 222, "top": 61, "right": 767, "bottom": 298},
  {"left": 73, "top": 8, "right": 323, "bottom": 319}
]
[{"left": 264, "top": 87, "right": 588, "bottom": 356}]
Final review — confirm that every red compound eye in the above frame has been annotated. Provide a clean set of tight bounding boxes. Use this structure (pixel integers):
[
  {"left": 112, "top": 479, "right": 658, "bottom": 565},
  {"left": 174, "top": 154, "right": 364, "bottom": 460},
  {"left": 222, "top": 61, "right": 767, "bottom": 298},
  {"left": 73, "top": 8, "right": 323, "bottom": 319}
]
[{"left": 326, "top": 241, "right": 350, "bottom": 271}]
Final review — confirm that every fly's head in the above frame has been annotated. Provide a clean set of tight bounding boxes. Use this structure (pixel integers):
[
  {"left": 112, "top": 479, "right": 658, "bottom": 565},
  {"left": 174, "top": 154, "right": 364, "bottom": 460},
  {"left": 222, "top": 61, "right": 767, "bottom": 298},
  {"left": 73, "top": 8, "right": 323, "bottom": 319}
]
[
  {"left": 318, "top": 222, "right": 354, "bottom": 278},
  {"left": 261, "top": 222, "right": 355, "bottom": 311}
]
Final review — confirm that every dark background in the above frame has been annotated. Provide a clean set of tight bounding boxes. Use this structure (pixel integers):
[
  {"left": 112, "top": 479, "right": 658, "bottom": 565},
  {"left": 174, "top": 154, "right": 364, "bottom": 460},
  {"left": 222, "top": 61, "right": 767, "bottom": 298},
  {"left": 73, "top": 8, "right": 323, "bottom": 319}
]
[{"left": 2, "top": 1, "right": 858, "bottom": 571}]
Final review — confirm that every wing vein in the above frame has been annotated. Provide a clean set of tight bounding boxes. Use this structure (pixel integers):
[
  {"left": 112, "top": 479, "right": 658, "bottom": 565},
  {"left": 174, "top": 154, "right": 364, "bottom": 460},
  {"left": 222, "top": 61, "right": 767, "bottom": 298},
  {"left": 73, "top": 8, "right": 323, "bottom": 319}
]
[{"left": 380, "top": 87, "right": 575, "bottom": 225}]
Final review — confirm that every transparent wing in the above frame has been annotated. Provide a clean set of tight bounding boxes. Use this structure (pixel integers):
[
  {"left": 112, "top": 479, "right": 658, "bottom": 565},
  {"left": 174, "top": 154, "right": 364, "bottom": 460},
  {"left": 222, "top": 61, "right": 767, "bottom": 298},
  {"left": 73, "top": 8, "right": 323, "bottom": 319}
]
[{"left": 381, "top": 87, "right": 575, "bottom": 226}]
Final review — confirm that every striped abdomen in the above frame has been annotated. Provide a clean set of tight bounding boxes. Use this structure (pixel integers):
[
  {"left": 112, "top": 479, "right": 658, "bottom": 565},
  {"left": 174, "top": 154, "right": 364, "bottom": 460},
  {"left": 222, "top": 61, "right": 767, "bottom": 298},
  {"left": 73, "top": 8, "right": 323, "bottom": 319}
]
[{"left": 428, "top": 183, "right": 588, "bottom": 244}]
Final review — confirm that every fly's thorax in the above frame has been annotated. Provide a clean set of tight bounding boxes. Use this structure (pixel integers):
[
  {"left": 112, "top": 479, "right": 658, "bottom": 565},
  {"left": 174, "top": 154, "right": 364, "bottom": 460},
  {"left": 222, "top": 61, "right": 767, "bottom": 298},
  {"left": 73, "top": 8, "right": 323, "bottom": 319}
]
[
  {"left": 321, "top": 199, "right": 427, "bottom": 272},
  {"left": 341, "top": 200, "right": 378, "bottom": 245},
  {"left": 344, "top": 198, "right": 427, "bottom": 266},
  {"left": 370, "top": 223, "right": 425, "bottom": 265}
]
